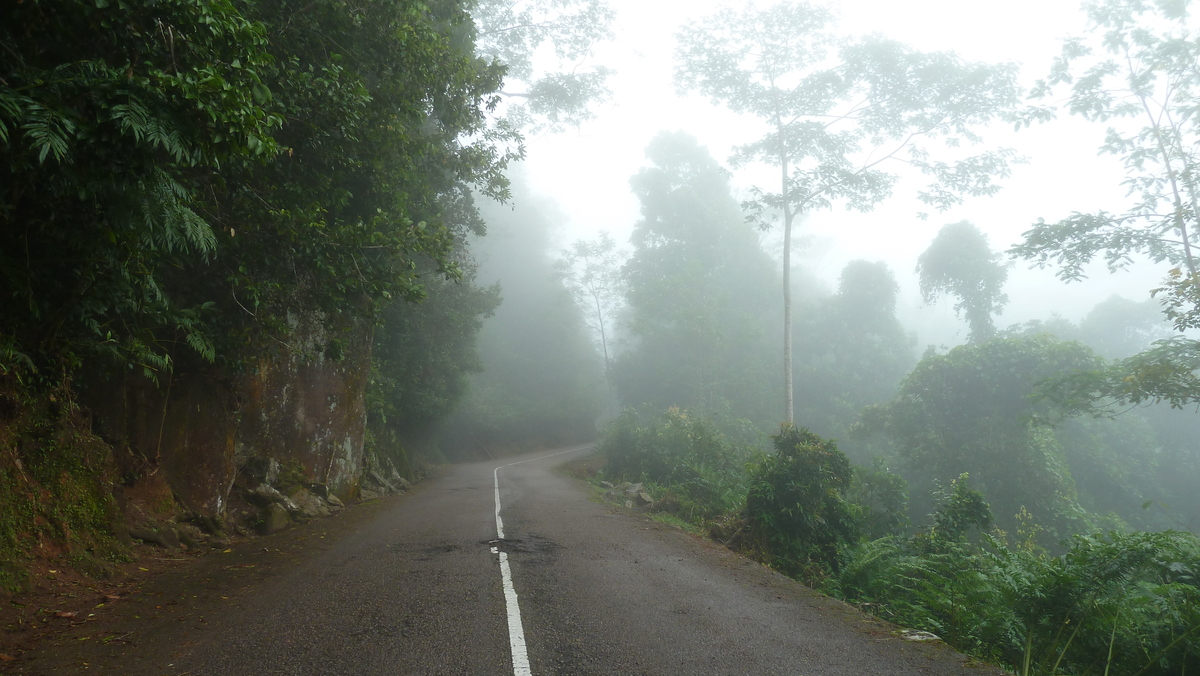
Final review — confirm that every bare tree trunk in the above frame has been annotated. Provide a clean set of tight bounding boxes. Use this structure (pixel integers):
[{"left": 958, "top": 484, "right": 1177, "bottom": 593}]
[
  {"left": 593, "top": 291, "right": 615, "bottom": 418},
  {"left": 781, "top": 159, "right": 794, "bottom": 425}
]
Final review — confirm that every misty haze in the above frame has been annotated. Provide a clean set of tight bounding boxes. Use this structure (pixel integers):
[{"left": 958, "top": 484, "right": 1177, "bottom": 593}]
[{"left": 1, "top": 0, "right": 1198, "bottom": 674}]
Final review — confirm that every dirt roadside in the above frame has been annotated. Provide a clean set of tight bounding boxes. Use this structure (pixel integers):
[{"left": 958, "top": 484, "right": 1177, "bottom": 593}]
[{"left": 0, "top": 481, "right": 420, "bottom": 674}]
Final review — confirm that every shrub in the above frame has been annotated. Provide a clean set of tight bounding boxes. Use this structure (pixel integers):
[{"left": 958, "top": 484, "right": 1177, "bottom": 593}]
[
  {"left": 849, "top": 458, "right": 910, "bottom": 539},
  {"left": 599, "top": 406, "right": 756, "bottom": 520},
  {"left": 746, "top": 425, "right": 859, "bottom": 580}
]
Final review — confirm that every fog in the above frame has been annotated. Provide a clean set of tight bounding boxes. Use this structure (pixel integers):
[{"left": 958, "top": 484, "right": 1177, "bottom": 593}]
[
  {"left": 516, "top": 0, "right": 1163, "bottom": 350},
  {"left": 459, "top": 0, "right": 1200, "bottom": 547}
]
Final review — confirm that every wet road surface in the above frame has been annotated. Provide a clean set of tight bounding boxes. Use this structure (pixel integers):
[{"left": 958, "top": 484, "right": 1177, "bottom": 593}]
[{"left": 11, "top": 445, "right": 1004, "bottom": 675}]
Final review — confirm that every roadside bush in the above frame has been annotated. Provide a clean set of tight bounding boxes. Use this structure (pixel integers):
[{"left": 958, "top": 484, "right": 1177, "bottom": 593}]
[
  {"left": 848, "top": 458, "right": 910, "bottom": 539},
  {"left": 599, "top": 406, "right": 757, "bottom": 520},
  {"left": 746, "top": 425, "right": 859, "bottom": 581},
  {"left": 920, "top": 472, "right": 992, "bottom": 550}
]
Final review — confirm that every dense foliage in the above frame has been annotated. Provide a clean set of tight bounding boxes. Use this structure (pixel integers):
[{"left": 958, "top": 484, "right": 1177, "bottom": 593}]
[
  {"left": 842, "top": 528, "right": 1200, "bottom": 675},
  {"left": 368, "top": 259, "right": 501, "bottom": 463},
  {"left": 600, "top": 406, "right": 759, "bottom": 521},
  {"left": 1, "top": 0, "right": 281, "bottom": 378},
  {"left": 1, "top": 0, "right": 521, "bottom": 389},
  {"left": 862, "top": 335, "right": 1102, "bottom": 538}
]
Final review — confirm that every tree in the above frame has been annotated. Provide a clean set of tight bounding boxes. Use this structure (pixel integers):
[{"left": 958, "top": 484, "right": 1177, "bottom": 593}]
[
  {"left": 793, "top": 260, "right": 916, "bottom": 440},
  {"left": 211, "top": 0, "right": 517, "bottom": 332},
  {"left": 369, "top": 259, "right": 501, "bottom": 455},
  {"left": 865, "top": 335, "right": 1102, "bottom": 538},
  {"left": 471, "top": 0, "right": 615, "bottom": 131},
  {"left": 675, "top": 1, "right": 1020, "bottom": 424},
  {"left": 613, "top": 132, "right": 780, "bottom": 427},
  {"left": 0, "top": 0, "right": 520, "bottom": 385},
  {"left": 1075, "top": 294, "right": 1173, "bottom": 359},
  {"left": 559, "top": 231, "right": 625, "bottom": 388},
  {"left": 917, "top": 221, "right": 1010, "bottom": 342},
  {"left": 1011, "top": 0, "right": 1200, "bottom": 408},
  {"left": 0, "top": 0, "right": 280, "bottom": 379}
]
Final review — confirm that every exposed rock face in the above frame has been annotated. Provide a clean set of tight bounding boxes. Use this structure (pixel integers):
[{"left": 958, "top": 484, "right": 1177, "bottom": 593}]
[
  {"left": 83, "top": 370, "right": 237, "bottom": 520},
  {"left": 237, "top": 309, "right": 373, "bottom": 502},
  {"left": 83, "top": 308, "right": 375, "bottom": 525}
]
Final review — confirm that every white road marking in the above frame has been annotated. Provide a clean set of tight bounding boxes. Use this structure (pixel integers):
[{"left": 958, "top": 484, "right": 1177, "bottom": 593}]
[
  {"left": 491, "top": 444, "right": 595, "bottom": 676},
  {"left": 498, "top": 551, "right": 530, "bottom": 676}
]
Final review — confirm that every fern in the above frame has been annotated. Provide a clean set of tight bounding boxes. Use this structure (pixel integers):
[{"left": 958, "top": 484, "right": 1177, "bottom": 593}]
[{"left": 21, "top": 101, "right": 75, "bottom": 164}]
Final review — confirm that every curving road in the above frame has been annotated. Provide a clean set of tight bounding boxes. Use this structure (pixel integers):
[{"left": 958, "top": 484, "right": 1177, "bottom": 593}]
[{"left": 12, "top": 445, "right": 1004, "bottom": 675}]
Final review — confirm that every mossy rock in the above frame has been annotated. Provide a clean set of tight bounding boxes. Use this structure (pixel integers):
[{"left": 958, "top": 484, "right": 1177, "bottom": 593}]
[{"left": 259, "top": 503, "right": 292, "bottom": 535}]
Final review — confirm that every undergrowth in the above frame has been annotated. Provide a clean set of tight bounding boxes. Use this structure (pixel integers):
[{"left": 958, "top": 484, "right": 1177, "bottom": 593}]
[{"left": 599, "top": 405, "right": 1200, "bottom": 675}]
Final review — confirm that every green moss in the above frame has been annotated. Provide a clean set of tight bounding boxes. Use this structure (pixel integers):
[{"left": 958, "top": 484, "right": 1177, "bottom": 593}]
[
  {"left": 0, "top": 380, "right": 128, "bottom": 588},
  {"left": 276, "top": 459, "right": 309, "bottom": 494}
]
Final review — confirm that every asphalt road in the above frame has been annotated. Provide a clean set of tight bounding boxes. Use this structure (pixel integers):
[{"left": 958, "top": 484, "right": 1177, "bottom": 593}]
[{"left": 12, "top": 446, "right": 1005, "bottom": 675}]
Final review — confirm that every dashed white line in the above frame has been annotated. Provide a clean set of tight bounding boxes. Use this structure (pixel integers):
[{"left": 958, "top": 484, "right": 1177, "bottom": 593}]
[{"left": 491, "top": 444, "right": 595, "bottom": 676}]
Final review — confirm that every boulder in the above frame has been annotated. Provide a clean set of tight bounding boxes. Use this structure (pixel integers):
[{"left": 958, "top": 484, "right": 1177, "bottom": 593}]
[
  {"left": 326, "top": 494, "right": 345, "bottom": 509},
  {"left": 360, "top": 448, "right": 411, "bottom": 499},
  {"left": 260, "top": 503, "right": 292, "bottom": 535},
  {"left": 635, "top": 492, "right": 654, "bottom": 506},
  {"left": 289, "top": 488, "right": 331, "bottom": 519},
  {"left": 368, "top": 470, "right": 397, "bottom": 493},
  {"left": 248, "top": 483, "right": 300, "bottom": 513},
  {"left": 128, "top": 527, "right": 180, "bottom": 550}
]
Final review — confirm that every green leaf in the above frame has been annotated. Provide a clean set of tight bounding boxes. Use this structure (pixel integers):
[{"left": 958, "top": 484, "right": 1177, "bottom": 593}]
[{"left": 251, "top": 83, "right": 271, "bottom": 105}]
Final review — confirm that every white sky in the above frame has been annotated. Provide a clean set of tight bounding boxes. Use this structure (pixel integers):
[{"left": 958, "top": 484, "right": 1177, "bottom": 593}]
[{"left": 517, "top": 0, "right": 1167, "bottom": 347}]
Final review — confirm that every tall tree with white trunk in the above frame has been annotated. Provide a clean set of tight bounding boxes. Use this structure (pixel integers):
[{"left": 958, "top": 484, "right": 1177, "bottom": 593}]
[{"left": 675, "top": 1, "right": 1019, "bottom": 424}]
